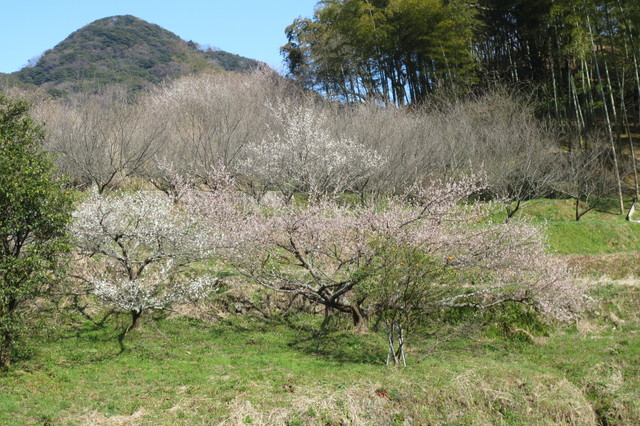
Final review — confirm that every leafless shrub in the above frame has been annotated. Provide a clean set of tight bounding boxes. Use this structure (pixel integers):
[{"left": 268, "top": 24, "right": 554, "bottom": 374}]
[
  {"left": 553, "top": 139, "right": 618, "bottom": 220},
  {"left": 325, "top": 89, "right": 563, "bottom": 210},
  {"left": 432, "top": 91, "right": 562, "bottom": 216},
  {"left": 144, "top": 68, "right": 301, "bottom": 187},
  {"left": 36, "top": 87, "right": 165, "bottom": 192}
]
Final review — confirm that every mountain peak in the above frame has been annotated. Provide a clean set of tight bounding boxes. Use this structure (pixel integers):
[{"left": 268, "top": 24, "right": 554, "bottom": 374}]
[{"left": 14, "top": 15, "right": 261, "bottom": 94}]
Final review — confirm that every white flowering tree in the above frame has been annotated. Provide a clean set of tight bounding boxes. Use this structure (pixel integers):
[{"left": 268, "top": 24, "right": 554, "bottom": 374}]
[
  {"left": 239, "top": 101, "right": 384, "bottom": 203},
  {"left": 214, "top": 175, "right": 585, "bottom": 364},
  {"left": 70, "top": 191, "right": 217, "bottom": 336}
]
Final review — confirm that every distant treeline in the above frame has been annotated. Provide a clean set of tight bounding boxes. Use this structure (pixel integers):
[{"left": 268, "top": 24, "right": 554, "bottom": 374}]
[{"left": 284, "top": 1, "right": 640, "bottom": 114}]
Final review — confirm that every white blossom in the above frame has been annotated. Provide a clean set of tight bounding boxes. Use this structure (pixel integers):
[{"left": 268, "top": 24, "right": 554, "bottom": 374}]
[
  {"left": 239, "top": 101, "right": 384, "bottom": 202},
  {"left": 71, "top": 190, "right": 218, "bottom": 317}
]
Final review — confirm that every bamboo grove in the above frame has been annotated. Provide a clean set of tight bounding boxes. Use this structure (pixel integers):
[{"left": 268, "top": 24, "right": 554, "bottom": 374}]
[{"left": 282, "top": 0, "right": 640, "bottom": 209}]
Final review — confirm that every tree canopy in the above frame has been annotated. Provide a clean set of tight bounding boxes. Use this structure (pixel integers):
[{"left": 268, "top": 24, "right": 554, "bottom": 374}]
[
  {"left": 283, "top": 0, "right": 478, "bottom": 104},
  {"left": 283, "top": 0, "right": 640, "bottom": 207},
  {"left": 283, "top": 0, "right": 640, "bottom": 116},
  {"left": 0, "top": 94, "right": 73, "bottom": 367}
]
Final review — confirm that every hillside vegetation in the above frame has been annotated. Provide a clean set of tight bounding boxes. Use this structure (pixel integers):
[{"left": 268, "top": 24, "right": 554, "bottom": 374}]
[
  {"left": 2, "top": 86, "right": 640, "bottom": 422},
  {"left": 12, "top": 15, "right": 260, "bottom": 94}
]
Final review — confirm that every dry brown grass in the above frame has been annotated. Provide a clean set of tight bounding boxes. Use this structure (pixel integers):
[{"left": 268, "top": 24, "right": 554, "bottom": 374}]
[
  {"left": 567, "top": 252, "right": 640, "bottom": 279},
  {"left": 73, "top": 409, "right": 147, "bottom": 425},
  {"left": 216, "top": 375, "right": 597, "bottom": 425}
]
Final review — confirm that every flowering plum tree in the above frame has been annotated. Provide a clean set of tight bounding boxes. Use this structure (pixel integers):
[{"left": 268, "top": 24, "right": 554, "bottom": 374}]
[
  {"left": 216, "top": 175, "right": 585, "bottom": 363},
  {"left": 364, "top": 211, "right": 580, "bottom": 365},
  {"left": 225, "top": 199, "right": 373, "bottom": 326},
  {"left": 239, "top": 101, "right": 384, "bottom": 203},
  {"left": 71, "top": 191, "right": 217, "bottom": 336}
]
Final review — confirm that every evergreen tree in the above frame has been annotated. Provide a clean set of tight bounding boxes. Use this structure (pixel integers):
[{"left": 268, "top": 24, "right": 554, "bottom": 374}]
[{"left": 0, "top": 94, "right": 73, "bottom": 368}]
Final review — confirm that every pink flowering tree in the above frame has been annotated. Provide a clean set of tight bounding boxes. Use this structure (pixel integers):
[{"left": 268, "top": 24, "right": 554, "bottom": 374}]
[
  {"left": 363, "top": 208, "right": 580, "bottom": 365},
  {"left": 70, "top": 191, "right": 218, "bottom": 338},
  {"left": 211, "top": 175, "right": 585, "bottom": 364}
]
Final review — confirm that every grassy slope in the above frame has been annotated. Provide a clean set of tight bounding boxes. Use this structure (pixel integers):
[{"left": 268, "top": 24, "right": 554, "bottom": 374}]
[
  {"left": 518, "top": 199, "right": 640, "bottom": 255},
  {"left": 1, "top": 199, "right": 639, "bottom": 424},
  {"left": 514, "top": 199, "right": 640, "bottom": 278},
  {"left": 1, "top": 299, "right": 638, "bottom": 425},
  {"left": 2, "top": 293, "right": 640, "bottom": 425}
]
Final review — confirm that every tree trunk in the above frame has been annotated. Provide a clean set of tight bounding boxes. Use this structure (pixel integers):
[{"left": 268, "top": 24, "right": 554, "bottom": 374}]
[
  {"left": 506, "top": 199, "right": 522, "bottom": 221},
  {"left": 0, "top": 332, "right": 13, "bottom": 370},
  {"left": 119, "top": 309, "right": 142, "bottom": 343},
  {"left": 587, "top": 15, "right": 625, "bottom": 215},
  {"left": 350, "top": 304, "right": 367, "bottom": 331},
  {"left": 615, "top": 59, "right": 640, "bottom": 198},
  {"left": 385, "top": 320, "right": 406, "bottom": 367},
  {"left": 129, "top": 309, "right": 142, "bottom": 331}
]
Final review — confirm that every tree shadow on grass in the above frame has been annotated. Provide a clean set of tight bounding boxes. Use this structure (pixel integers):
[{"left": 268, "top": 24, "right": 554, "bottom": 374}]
[
  {"left": 595, "top": 197, "right": 634, "bottom": 216},
  {"left": 38, "top": 312, "right": 153, "bottom": 365},
  {"left": 288, "top": 331, "right": 386, "bottom": 365},
  {"left": 282, "top": 315, "right": 387, "bottom": 365}
]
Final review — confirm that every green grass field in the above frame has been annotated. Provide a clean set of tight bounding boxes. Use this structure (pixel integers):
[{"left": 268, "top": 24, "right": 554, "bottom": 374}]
[
  {"left": 1, "top": 290, "right": 639, "bottom": 425},
  {"left": 516, "top": 199, "right": 640, "bottom": 255},
  {"left": 1, "top": 199, "right": 639, "bottom": 425}
]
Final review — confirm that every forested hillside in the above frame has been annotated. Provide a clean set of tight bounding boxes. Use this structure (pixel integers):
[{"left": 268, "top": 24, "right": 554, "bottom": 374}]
[{"left": 11, "top": 15, "right": 260, "bottom": 94}]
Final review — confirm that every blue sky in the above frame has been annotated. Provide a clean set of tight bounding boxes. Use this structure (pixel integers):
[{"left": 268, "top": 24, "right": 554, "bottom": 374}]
[{"left": 0, "top": 0, "right": 319, "bottom": 74}]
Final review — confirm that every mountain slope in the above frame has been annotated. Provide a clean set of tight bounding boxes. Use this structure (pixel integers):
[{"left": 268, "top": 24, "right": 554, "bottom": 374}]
[{"left": 14, "top": 15, "right": 261, "bottom": 93}]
